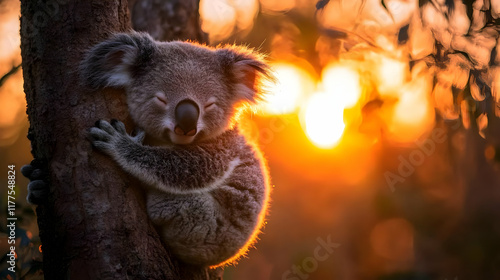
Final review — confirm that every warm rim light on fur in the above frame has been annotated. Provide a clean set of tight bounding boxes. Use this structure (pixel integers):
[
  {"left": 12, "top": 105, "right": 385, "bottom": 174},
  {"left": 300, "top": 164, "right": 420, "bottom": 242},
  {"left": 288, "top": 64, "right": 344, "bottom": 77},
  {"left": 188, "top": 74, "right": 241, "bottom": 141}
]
[{"left": 209, "top": 136, "right": 272, "bottom": 268}]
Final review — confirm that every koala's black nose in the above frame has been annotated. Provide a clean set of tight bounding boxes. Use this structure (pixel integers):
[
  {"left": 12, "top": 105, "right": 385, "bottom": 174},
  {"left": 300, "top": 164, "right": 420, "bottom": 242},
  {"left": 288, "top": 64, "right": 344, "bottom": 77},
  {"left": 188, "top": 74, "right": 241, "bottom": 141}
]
[{"left": 174, "top": 99, "right": 199, "bottom": 136}]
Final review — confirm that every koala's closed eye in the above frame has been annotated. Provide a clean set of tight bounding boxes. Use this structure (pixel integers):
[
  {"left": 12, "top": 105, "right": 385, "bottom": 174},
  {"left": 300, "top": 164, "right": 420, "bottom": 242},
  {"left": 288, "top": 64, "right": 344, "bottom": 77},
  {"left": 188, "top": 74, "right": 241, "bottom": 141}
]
[
  {"left": 154, "top": 92, "right": 168, "bottom": 106},
  {"left": 204, "top": 98, "right": 217, "bottom": 110}
]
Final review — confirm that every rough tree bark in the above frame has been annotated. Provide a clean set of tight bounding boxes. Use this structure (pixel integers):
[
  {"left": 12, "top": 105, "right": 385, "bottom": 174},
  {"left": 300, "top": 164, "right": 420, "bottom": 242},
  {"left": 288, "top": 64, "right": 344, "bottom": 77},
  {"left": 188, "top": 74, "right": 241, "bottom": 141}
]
[
  {"left": 129, "top": 0, "right": 208, "bottom": 43},
  {"left": 21, "top": 0, "right": 218, "bottom": 279}
]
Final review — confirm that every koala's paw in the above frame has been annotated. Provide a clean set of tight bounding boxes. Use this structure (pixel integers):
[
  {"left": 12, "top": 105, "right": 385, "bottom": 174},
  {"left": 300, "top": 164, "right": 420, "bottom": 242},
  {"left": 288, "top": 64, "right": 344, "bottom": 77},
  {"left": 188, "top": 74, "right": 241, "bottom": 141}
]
[
  {"left": 21, "top": 160, "right": 49, "bottom": 205},
  {"left": 131, "top": 127, "right": 146, "bottom": 144},
  {"left": 89, "top": 119, "right": 145, "bottom": 154}
]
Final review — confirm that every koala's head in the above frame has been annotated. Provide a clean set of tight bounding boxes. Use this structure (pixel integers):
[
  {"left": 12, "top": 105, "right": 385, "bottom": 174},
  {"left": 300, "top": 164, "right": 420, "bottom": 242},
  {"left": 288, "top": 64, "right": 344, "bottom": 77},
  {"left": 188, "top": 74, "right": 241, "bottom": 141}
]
[{"left": 80, "top": 32, "right": 271, "bottom": 145}]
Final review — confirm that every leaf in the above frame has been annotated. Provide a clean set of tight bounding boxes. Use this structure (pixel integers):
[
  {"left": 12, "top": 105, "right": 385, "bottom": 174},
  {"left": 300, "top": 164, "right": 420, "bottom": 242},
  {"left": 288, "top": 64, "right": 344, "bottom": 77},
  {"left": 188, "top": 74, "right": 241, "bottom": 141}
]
[
  {"left": 316, "top": 0, "right": 330, "bottom": 10},
  {"left": 433, "top": 81, "right": 459, "bottom": 120},
  {"left": 408, "top": 14, "right": 435, "bottom": 60},
  {"left": 470, "top": 4, "right": 486, "bottom": 31},
  {"left": 476, "top": 113, "right": 488, "bottom": 138},
  {"left": 461, "top": 99, "right": 471, "bottom": 129},
  {"left": 490, "top": 46, "right": 497, "bottom": 66},
  {"left": 0, "top": 64, "right": 22, "bottom": 87},
  {"left": 421, "top": 2, "right": 451, "bottom": 49},
  {"left": 359, "top": 99, "right": 384, "bottom": 136},
  {"left": 445, "top": 0, "right": 455, "bottom": 13},
  {"left": 448, "top": 0, "right": 470, "bottom": 35},
  {"left": 491, "top": 0, "right": 500, "bottom": 19},
  {"left": 381, "top": 0, "right": 395, "bottom": 22},
  {"left": 451, "top": 35, "right": 493, "bottom": 69},
  {"left": 469, "top": 73, "right": 487, "bottom": 101},
  {"left": 362, "top": 99, "right": 384, "bottom": 114},
  {"left": 490, "top": 67, "right": 500, "bottom": 117},
  {"left": 419, "top": 0, "right": 428, "bottom": 8},
  {"left": 436, "top": 53, "right": 471, "bottom": 90},
  {"left": 463, "top": 0, "right": 473, "bottom": 21},
  {"left": 321, "top": 28, "right": 348, "bottom": 39},
  {"left": 398, "top": 24, "right": 409, "bottom": 45}
]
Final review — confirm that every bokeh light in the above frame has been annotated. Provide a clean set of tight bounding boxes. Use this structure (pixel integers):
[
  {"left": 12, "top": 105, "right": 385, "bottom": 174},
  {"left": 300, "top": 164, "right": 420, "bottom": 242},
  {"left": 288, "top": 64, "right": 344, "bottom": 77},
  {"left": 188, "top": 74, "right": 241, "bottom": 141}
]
[
  {"left": 388, "top": 65, "right": 435, "bottom": 143},
  {"left": 317, "top": 0, "right": 363, "bottom": 32},
  {"left": 370, "top": 218, "right": 414, "bottom": 262},
  {"left": 303, "top": 92, "right": 345, "bottom": 149},
  {"left": 376, "top": 55, "right": 408, "bottom": 96},
  {"left": 232, "top": 0, "right": 259, "bottom": 32},
  {"left": 260, "top": 62, "right": 314, "bottom": 115},
  {"left": 393, "top": 85, "right": 430, "bottom": 125},
  {"left": 0, "top": 0, "right": 24, "bottom": 147},
  {"left": 322, "top": 64, "right": 362, "bottom": 108},
  {"left": 200, "top": 0, "right": 258, "bottom": 42},
  {"left": 0, "top": 1, "right": 20, "bottom": 62},
  {"left": 200, "top": 0, "right": 236, "bottom": 42}
]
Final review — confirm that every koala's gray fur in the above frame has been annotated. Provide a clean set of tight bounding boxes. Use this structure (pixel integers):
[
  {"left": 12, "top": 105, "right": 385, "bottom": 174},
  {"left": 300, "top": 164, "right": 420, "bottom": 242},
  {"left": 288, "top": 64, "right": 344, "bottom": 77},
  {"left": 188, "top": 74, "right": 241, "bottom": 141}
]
[{"left": 80, "top": 32, "right": 272, "bottom": 267}]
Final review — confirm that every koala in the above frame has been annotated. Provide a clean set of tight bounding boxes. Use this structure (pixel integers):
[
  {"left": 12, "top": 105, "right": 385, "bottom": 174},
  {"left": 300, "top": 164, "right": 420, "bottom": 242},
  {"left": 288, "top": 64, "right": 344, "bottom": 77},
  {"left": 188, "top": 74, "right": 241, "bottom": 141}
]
[
  {"left": 24, "top": 32, "right": 272, "bottom": 268},
  {"left": 87, "top": 32, "right": 272, "bottom": 267}
]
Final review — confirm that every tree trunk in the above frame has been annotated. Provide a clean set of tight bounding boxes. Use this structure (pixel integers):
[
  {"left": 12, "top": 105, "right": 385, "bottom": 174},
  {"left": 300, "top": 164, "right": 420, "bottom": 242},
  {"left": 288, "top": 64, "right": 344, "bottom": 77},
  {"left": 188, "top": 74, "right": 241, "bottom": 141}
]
[
  {"left": 129, "top": 0, "right": 208, "bottom": 43},
  {"left": 20, "top": 0, "right": 216, "bottom": 279}
]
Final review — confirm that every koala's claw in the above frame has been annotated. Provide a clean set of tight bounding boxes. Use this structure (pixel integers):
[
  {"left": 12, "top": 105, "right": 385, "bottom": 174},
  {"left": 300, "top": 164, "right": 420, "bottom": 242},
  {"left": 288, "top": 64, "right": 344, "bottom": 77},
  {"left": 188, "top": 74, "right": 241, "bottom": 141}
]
[
  {"left": 92, "top": 119, "right": 126, "bottom": 136},
  {"left": 27, "top": 180, "right": 49, "bottom": 205},
  {"left": 110, "top": 119, "right": 127, "bottom": 134},
  {"left": 131, "top": 128, "right": 146, "bottom": 143},
  {"left": 90, "top": 119, "right": 143, "bottom": 154},
  {"left": 95, "top": 119, "right": 120, "bottom": 136},
  {"left": 21, "top": 164, "right": 35, "bottom": 178},
  {"left": 22, "top": 160, "right": 49, "bottom": 205},
  {"left": 90, "top": 122, "right": 116, "bottom": 153}
]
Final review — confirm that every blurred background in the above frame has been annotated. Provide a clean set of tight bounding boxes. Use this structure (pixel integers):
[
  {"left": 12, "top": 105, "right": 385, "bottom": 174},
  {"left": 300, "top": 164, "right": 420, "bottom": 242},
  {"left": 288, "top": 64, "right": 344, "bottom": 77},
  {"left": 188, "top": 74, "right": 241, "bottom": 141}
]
[{"left": 2, "top": 0, "right": 500, "bottom": 279}]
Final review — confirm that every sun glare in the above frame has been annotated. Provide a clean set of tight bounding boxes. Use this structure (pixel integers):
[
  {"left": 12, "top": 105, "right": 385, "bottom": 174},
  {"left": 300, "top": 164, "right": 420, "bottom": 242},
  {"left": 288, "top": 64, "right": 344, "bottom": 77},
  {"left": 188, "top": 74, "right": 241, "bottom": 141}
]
[
  {"left": 261, "top": 63, "right": 314, "bottom": 115},
  {"left": 261, "top": 62, "right": 363, "bottom": 148},
  {"left": 322, "top": 64, "right": 362, "bottom": 108},
  {"left": 303, "top": 92, "right": 345, "bottom": 149},
  {"left": 256, "top": 49, "right": 432, "bottom": 147}
]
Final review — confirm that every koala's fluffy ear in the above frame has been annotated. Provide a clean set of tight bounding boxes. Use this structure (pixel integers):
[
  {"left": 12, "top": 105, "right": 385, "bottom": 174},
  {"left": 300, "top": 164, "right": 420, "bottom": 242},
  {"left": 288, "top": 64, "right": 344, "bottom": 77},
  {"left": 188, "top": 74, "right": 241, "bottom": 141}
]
[
  {"left": 79, "top": 32, "right": 156, "bottom": 89},
  {"left": 217, "top": 47, "right": 273, "bottom": 103}
]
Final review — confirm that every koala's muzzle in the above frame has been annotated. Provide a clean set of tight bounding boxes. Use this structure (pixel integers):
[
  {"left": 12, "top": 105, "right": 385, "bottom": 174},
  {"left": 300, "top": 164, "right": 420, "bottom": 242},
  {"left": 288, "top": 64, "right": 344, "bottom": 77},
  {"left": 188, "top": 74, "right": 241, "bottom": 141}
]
[{"left": 174, "top": 100, "right": 199, "bottom": 136}]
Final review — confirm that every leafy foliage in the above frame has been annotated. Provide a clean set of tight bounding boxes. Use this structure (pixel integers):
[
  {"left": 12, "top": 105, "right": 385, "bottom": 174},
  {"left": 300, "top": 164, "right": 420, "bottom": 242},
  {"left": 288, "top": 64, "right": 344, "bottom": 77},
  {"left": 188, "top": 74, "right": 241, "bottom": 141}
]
[{"left": 317, "top": 0, "right": 500, "bottom": 137}]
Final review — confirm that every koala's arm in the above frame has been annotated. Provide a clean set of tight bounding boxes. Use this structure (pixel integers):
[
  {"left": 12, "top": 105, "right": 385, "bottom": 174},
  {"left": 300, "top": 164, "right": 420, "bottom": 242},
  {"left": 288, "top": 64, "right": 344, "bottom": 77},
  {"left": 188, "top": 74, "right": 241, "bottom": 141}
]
[
  {"left": 146, "top": 156, "right": 269, "bottom": 267},
  {"left": 90, "top": 120, "right": 237, "bottom": 194},
  {"left": 90, "top": 120, "right": 269, "bottom": 266}
]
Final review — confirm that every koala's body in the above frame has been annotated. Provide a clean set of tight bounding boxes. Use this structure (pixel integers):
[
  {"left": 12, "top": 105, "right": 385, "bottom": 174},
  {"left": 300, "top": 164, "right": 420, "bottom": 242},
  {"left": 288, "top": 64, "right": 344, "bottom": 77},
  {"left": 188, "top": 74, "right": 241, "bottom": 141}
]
[{"left": 81, "top": 32, "right": 271, "bottom": 267}]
